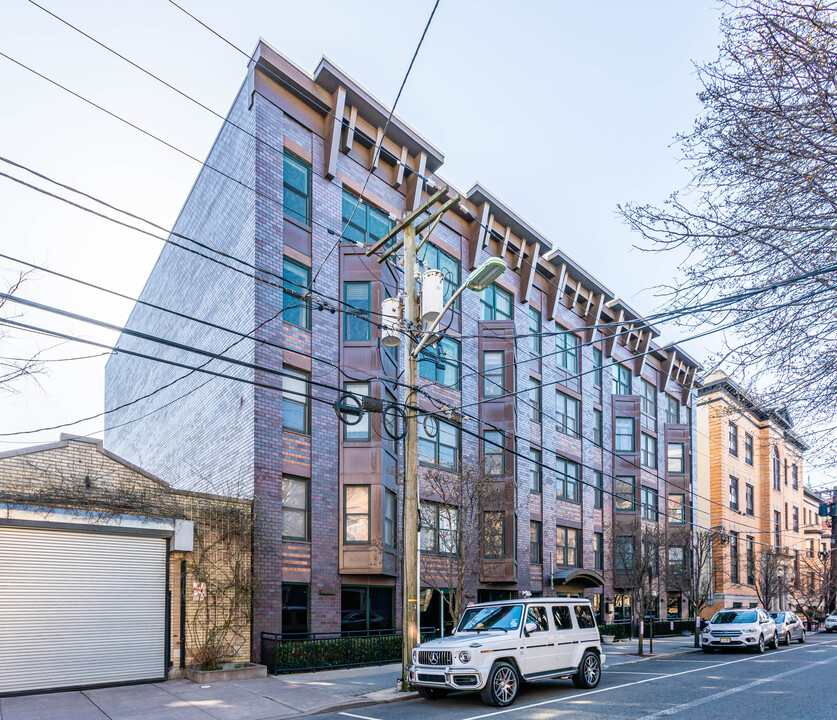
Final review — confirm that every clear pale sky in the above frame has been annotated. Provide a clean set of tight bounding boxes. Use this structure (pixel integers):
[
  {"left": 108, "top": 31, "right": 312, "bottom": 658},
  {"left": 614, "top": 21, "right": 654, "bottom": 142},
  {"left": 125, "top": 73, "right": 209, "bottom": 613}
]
[{"left": 2, "top": 1, "right": 828, "bottom": 487}]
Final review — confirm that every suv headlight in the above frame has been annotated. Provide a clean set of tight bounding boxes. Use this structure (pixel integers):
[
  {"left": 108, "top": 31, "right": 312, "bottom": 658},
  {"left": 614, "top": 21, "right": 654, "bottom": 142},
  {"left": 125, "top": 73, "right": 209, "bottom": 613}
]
[
  {"left": 701, "top": 626, "right": 709, "bottom": 633},
  {"left": 413, "top": 649, "right": 418, "bottom": 663},
  {"left": 458, "top": 651, "right": 471, "bottom": 663}
]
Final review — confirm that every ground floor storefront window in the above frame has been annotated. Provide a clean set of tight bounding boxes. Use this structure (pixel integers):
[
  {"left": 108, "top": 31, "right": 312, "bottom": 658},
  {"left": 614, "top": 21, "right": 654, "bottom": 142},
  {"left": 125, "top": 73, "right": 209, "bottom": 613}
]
[
  {"left": 341, "top": 585, "right": 394, "bottom": 634},
  {"left": 477, "top": 589, "right": 515, "bottom": 603},
  {"left": 420, "top": 588, "right": 455, "bottom": 637},
  {"left": 614, "top": 593, "right": 632, "bottom": 621},
  {"left": 667, "top": 593, "right": 682, "bottom": 619}
]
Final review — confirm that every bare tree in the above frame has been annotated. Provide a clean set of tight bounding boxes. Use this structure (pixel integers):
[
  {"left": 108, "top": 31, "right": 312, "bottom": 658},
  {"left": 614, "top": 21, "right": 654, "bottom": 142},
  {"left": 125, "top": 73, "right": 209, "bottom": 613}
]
[
  {"left": 751, "top": 548, "right": 791, "bottom": 611},
  {"left": 420, "top": 463, "right": 502, "bottom": 627},
  {"left": 669, "top": 527, "right": 716, "bottom": 647},
  {"left": 0, "top": 271, "right": 42, "bottom": 392},
  {"left": 619, "top": 0, "right": 837, "bottom": 459},
  {"left": 788, "top": 548, "right": 837, "bottom": 622}
]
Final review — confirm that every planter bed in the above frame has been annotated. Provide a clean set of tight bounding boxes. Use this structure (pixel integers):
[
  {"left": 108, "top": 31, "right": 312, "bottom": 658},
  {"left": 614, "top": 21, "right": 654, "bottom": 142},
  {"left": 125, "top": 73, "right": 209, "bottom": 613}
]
[{"left": 185, "top": 663, "right": 267, "bottom": 683}]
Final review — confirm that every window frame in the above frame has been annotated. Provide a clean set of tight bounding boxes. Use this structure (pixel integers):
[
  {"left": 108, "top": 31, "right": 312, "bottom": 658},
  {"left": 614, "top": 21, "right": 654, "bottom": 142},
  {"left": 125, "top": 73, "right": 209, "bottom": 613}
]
[
  {"left": 641, "top": 433, "right": 657, "bottom": 468},
  {"left": 556, "top": 331, "right": 580, "bottom": 373},
  {"left": 482, "top": 350, "right": 505, "bottom": 398},
  {"left": 483, "top": 430, "right": 505, "bottom": 477},
  {"left": 665, "top": 395, "right": 679, "bottom": 424},
  {"left": 282, "top": 475, "right": 310, "bottom": 541},
  {"left": 282, "top": 367, "right": 310, "bottom": 435},
  {"left": 729, "top": 423, "right": 739, "bottom": 457},
  {"left": 594, "top": 531, "right": 604, "bottom": 570},
  {"left": 614, "top": 417, "right": 635, "bottom": 452},
  {"left": 641, "top": 486, "right": 658, "bottom": 521},
  {"left": 745, "top": 484, "right": 754, "bottom": 516},
  {"left": 667, "top": 442, "right": 685, "bottom": 473},
  {"left": 556, "top": 457, "right": 580, "bottom": 503},
  {"left": 556, "top": 391, "right": 580, "bottom": 437},
  {"left": 744, "top": 433, "right": 754, "bottom": 466},
  {"left": 528, "top": 306, "right": 542, "bottom": 356},
  {"left": 615, "top": 476, "right": 636, "bottom": 511},
  {"left": 483, "top": 511, "right": 506, "bottom": 559},
  {"left": 343, "top": 281, "right": 373, "bottom": 342},
  {"left": 556, "top": 526, "right": 579, "bottom": 567},
  {"left": 383, "top": 490, "right": 397, "bottom": 550},
  {"left": 418, "top": 336, "right": 461, "bottom": 388},
  {"left": 668, "top": 493, "right": 686, "bottom": 524},
  {"left": 529, "top": 378, "right": 543, "bottom": 424},
  {"left": 418, "top": 417, "right": 460, "bottom": 471},
  {"left": 530, "top": 520, "right": 542, "bottom": 564},
  {"left": 612, "top": 363, "right": 631, "bottom": 395},
  {"left": 593, "top": 408, "right": 603, "bottom": 446},
  {"left": 729, "top": 475, "right": 739, "bottom": 511},
  {"left": 592, "top": 347, "right": 603, "bottom": 388},
  {"left": 341, "top": 189, "right": 394, "bottom": 246},
  {"left": 480, "top": 285, "right": 513, "bottom": 320},
  {"left": 594, "top": 470, "right": 603, "bottom": 509},
  {"left": 640, "top": 379, "right": 657, "bottom": 427},
  {"left": 282, "top": 257, "right": 312, "bottom": 330},
  {"left": 343, "top": 382, "right": 371, "bottom": 441},
  {"left": 283, "top": 150, "right": 311, "bottom": 225},
  {"left": 343, "top": 484, "right": 371, "bottom": 545},
  {"left": 529, "top": 448, "right": 543, "bottom": 493}
]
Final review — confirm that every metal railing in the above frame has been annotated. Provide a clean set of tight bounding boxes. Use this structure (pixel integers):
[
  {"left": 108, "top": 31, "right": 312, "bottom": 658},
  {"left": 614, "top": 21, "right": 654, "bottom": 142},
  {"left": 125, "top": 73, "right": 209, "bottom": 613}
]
[{"left": 599, "top": 618, "right": 696, "bottom": 640}]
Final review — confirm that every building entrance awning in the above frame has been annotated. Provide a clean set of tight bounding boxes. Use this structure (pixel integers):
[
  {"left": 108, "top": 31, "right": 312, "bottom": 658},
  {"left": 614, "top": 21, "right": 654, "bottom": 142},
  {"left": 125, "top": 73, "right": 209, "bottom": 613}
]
[{"left": 551, "top": 568, "right": 604, "bottom": 589}]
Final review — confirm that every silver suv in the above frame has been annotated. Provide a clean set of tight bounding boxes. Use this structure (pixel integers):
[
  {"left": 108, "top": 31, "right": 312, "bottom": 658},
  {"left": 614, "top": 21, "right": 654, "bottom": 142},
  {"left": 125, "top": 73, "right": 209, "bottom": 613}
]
[
  {"left": 408, "top": 597, "right": 604, "bottom": 707},
  {"left": 769, "top": 611, "right": 806, "bottom": 644},
  {"left": 701, "top": 607, "right": 778, "bottom": 653}
]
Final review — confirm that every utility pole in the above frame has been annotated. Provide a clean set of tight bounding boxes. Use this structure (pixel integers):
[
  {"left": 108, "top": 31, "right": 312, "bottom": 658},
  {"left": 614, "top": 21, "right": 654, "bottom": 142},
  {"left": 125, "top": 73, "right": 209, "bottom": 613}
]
[{"left": 830, "top": 487, "right": 837, "bottom": 613}]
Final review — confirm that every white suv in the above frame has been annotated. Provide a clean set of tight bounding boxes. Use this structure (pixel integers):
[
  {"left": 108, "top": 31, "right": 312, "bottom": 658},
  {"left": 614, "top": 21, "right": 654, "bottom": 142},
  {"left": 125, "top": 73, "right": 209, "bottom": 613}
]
[
  {"left": 408, "top": 597, "right": 604, "bottom": 707},
  {"left": 825, "top": 612, "right": 837, "bottom": 632},
  {"left": 701, "top": 607, "right": 778, "bottom": 653}
]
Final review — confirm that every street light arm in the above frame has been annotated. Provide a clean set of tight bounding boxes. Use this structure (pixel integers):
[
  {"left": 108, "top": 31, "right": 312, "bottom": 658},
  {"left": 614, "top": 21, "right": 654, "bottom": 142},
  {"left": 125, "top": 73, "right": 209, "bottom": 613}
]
[{"left": 411, "top": 282, "right": 468, "bottom": 358}]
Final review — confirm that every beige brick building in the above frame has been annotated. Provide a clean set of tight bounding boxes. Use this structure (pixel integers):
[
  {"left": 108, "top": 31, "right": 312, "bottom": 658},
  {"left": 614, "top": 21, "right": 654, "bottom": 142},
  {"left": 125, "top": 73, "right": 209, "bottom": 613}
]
[
  {"left": 697, "top": 371, "right": 808, "bottom": 615},
  {"left": 0, "top": 435, "right": 251, "bottom": 694}
]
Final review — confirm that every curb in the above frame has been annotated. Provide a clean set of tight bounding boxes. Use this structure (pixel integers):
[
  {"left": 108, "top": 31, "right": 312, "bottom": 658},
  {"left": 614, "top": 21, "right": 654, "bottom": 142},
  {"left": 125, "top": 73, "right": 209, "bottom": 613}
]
[
  {"left": 604, "top": 647, "right": 701, "bottom": 668},
  {"left": 304, "top": 689, "right": 419, "bottom": 717}
]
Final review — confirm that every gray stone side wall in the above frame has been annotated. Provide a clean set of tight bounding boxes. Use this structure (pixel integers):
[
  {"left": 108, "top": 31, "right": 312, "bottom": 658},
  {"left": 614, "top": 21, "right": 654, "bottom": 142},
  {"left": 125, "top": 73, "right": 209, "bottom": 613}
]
[{"left": 104, "top": 81, "right": 257, "bottom": 498}]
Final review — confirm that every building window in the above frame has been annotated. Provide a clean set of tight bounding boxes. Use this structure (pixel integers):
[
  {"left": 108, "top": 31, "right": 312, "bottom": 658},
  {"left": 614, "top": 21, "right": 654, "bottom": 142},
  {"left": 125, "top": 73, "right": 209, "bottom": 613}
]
[
  {"left": 556, "top": 392, "right": 580, "bottom": 437},
  {"left": 283, "top": 258, "right": 311, "bottom": 329},
  {"left": 480, "top": 285, "right": 512, "bottom": 320},
  {"left": 612, "top": 363, "right": 631, "bottom": 395},
  {"left": 729, "top": 423, "right": 738, "bottom": 456},
  {"left": 529, "top": 306, "right": 541, "bottom": 356},
  {"left": 483, "top": 430, "right": 505, "bottom": 476},
  {"left": 344, "top": 282, "right": 372, "bottom": 341},
  {"left": 615, "top": 537, "right": 635, "bottom": 573},
  {"left": 383, "top": 388, "right": 397, "bottom": 458},
  {"left": 730, "top": 532, "right": 740, "bottom": 583},
  {"left": 807, "top": 539, "right": 814, "bottom": 559},
  {"left": 615, "top": 476, "right": 636, "bottom": 511},
  {"left": 342, "top": 189, "right": 393, "bottom": 246},
  {"left": 641, "top": 487, "right": 658, "bottom": 521},
  {"left": 556, "top": 331, "right": 580, "bottom": 373},
  {"left": 792, "top": 464, "right": 798, "bottom": 490},
  {"left": 641, "top": 433, "right": 657, "bottom": 468},
  {"left": 483, "top": 350, "right": 505, "bottom": 397},
  {"left": 344, "top": 485, "right": 370, "bottom": 544},
  {"left": 773, "top": 447, "right": 781, "bottom": 491},
  {"left": 614, "top": 417, "right": 635, "bottom": 452},
  {"left": 343, "top": 382, "right": 370, "bottom": 441},
  {"left": 665, "top": 395, "right": 679, "bottom": 424},
  {"left": 729, "top": 476, "right": 739, "bottom": 511},
  {"left": 420, "top": 501, "right": 458, "bottom": 555},
  {"left": 785, "top": 502, "right": 789, "bottom": 530},
  {"left": 593, "top": 408, "right": 603, "bottom": 446},
  {"left": 530, "top": 379, "right": 542, "bottom": 424},
  {"left": 283, "top": 150, "right": 311, "bottom": 225},
  {"left": 793, "top": 506, "right": 799, "bottom": 533},
  {"left": 774, "top": 510, "right": 782, "bottom": 548},
  {"left": 282, "top": 583, "right": 309, "bottom": 635},
  {"left": 529, "top": 448, "right": 542, "bottom": 493},
  {"left": 282, "top": 476, "right": 309, "bottom": 541},
  {"left": 668, "top": 546, "right": 686, "bottom": 576},
  {"left": 594, "top": 470, "right": 603, "bottom": 509},
  {"left": 282, "top": 368, "right": 310, "bottom": 434},
  {"left": 667, "top": 443, "right": 685, "bottom": 473},
  {"left": 418, "top": 417, "right": 460, "bottom": 471},
  {"left": 383, "top": 490, "right": 397, "bottom": 549},
  {"left": 419, "top": 337, "right": 460, "bottom": 388},
  {"left": 745, "top": 484, "right": 754, "bottom": 516},
  {"left": 594, "top": 532, "right": 604, "bottom": 570},
  {"left": 341, "top": 586, "right": 394, "bottom": 633},
  {"left": 418, "top": 242, "right": 460, "bottom": 305},
  {"left": 556, "top": 526, "right": 579, "bottom": 567},
  {"left": 530, "top": 521, "right": 542, "bottom": 563},
  {"left": 592, "top": 347, "right": 603, "bottom": 388},
  {"left": 745, "top": 433, "right": 754, "bottom": 465},
  {"left": 668, "top": 493, "right": 685, "bottom": 524},
  {"left": 746, "top": 537, "right": 755, "bottom": 584},
  {"left": 641, "top": 379, "right": 657, "bottom": 427},
  {"left": 483, "top": 512, "right": 505, "bottom": 558},
  {"left": 556, "top": 457, "right": 580, "bottom": 502}
]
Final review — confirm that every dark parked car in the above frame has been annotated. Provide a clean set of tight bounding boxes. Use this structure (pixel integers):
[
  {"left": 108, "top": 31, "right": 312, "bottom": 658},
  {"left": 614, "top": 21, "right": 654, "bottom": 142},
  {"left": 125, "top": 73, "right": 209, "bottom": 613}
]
[{"left": 769, "top": 611, "right": 806, "bottom": 644}]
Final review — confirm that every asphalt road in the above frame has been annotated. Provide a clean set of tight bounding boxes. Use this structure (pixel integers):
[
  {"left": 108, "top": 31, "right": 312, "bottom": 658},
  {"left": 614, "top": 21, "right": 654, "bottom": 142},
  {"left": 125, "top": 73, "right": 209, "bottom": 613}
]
[{"left": 317, "top": 634, "right": 837, "bottom": 720}]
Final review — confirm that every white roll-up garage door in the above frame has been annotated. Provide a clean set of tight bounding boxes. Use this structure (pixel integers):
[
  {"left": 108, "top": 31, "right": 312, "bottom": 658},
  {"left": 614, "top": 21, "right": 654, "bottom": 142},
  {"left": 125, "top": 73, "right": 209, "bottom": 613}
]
[{"left": 0, "top": 525, "right": 167, "bottom": 695}]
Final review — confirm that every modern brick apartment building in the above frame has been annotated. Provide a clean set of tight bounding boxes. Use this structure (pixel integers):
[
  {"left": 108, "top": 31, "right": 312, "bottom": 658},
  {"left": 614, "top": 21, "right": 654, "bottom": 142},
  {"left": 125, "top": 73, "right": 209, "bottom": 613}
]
[
  {"left": 104, "top": 40, "right": 701, "bottom": 651},
  {"left": 696, "top": 371, "right": 810, "bottom": 614}
]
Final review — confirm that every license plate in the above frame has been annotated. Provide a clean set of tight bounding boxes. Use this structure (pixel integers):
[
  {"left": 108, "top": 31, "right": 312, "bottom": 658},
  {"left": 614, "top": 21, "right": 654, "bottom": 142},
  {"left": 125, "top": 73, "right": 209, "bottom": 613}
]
[{"left": 720, "top": 638, "right": 731, "bottom": 643}]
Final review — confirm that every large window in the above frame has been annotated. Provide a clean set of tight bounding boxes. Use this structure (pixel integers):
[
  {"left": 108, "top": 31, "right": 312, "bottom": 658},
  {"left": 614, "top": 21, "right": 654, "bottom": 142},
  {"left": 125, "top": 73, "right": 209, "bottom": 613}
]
[
  {"left": 556, "top": 526, "right": 579, "bottom": 567},
  {"left": 383, "top": 490, "right": 397, "bottom": 549},
  {"left": 418, "top": 417, "right": 460, "bottom": 471},
  {"left": 729, "top": 422, "right": 738, "bottom": 456},
  {"left": 594, "top": 532, "right": 604, "bottom": 570},
  {"left": 612, "top": 363, "right": 631, "bottom": 395},
  {"left": 593, "top": 408, "right": 603, "bottom": 446},
  {"left": 668, "top": 546, "right": 686, "bottom": 576},
  {"left": 614, "top": 417, "right": 635, "bottom": 452},
  {"left": 343, "top": 382, "right": 370, "bottom": 441},
  {"left": 483, "top": 430, "right": 505, "bottom": 476},
  {"left": 729, "top": 476, "right": 739, "bottom": 511},
  {"left": 773, "top": 448, "right": 781, "bottom": 491},
  {"left": 283, "top": 151, "right": 311, "bottom": 225},
  {"left": 483, "top": 512, "right": 505, "bottom": 559},
  {"left": 342, "top": 189, "right": 393, "bottom": 246},
  {"left": 615, "top": 537, "right": 635, "bottom": 572},
  {"left": 730, "top": 532, "right": 740, "bottom": 584},
  {"left": 344, "top": 485, "right": 370, "bottom": 544},
  {"left": 745, "top": 433, "right": 754, "bottom": 465},
  {"left": 529, "top": 448, "right": 542, "bottom": 493},
  {"left": 556, "top": 392, "right": 580, "bottom": 437},
  {"left": 282, "top": 583, "right": 309, "bottom": 635},
  {"left": 793, "top": 506, "right": 799, "bottom": 533},
  {"left": 640, "top": 379, "right": 657, "bottom": 427},
  {"left": 421, "top": 501, "right": 458, "bottom": 555},
  {"left": 283, "top": 257, "right": 311, "bottom": 329},
  {"left": 341, "top": 586, "right": 394, "bottom": 633},
  {"left": 483, "top": 351, "right": 505, "bottom": 397},
  {"left": 667, "top": 443, "right": 685, "bottom": 473},
  {"left": 283, "top": 368, "right": 310, "bottom": 434},
  {"left": 641, "top": 487, "right": 658, "bottom": 521},
  {"left": 530, "top": 521, "right": 542, "bottom": 564},
  {"left": 282, "top": 476, "right": 309, "bottom": 541},
  {"left": 594, "top": 470, "right": 603, "bottom": 509},
  {"left": 556, "top": 457, "right": 580, "bottom": 502},
  {"left": 418, "top": 242, "right": 460, "bottom": 305},
  {"left": 556, "top": 332, "right": 580, "bottom": 373},
  {"left": 615, "top": 476, "right": 636, "bottom": 511},
  {"left": 745, "top": 484, "right": 754, "bottom": 516},
  {"left": 480, "top": 285, "right": 512, "bottom": 320},
  {"left": 641, "top": 433, "right": 657, "bottom": 468},
  {"left": 747, "top": 537, "right": 755, "bottom": 585},
  {"left": 529, "top": 306, "right": 541, "bottom": 356},
  {"left": 344, "top": 282, "right": 372, "bottom": 341},
  {"left": 592, "top": 347, "right": 603, "bottom": 388},
  {"left": 529, "top": 379, "right": 542, "bottom": 423},
  {"left": 792, "top": 464, "right": 798, "bottom": 490},
  {"left": 668, "top": 493, "right": 685, "bottom": 524},
  {"left": 774, "top": 510, "right": 782, "bottom": 548},
  {"left": 419, "top": 336, "right": 460, "bottom": 388}
]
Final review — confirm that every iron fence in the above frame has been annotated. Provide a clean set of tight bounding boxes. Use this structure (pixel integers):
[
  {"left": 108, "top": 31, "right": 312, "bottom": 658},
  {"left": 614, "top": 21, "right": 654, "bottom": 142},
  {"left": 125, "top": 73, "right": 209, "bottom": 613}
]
[{"left": 599, "top": 618, "right": 696, "bottom": 640}]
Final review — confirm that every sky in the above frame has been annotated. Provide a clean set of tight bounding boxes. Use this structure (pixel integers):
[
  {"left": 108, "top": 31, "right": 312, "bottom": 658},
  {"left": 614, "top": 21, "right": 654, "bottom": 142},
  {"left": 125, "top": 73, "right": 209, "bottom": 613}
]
[{"left": 0, "top": 1, "right": 831, "bottom": 489}]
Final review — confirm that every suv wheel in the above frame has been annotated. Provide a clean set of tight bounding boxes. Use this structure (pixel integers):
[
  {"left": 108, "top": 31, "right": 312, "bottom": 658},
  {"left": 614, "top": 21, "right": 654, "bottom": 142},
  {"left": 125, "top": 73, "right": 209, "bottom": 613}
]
[
  {"left": 480, "top": 661, "right": 520, "bottom": 707},
  {"left": 753, "top": 635, "right": 765, "bottom": 654},
  {"left": 770, "top": 632, "right": 780, "bottom": 650},
  {"left": 416, "top": 687, "right": 449, "bottom": 700},
  {"left": 799, "top": 630, "right": 806, "bottom": 644},
  {"left": 780, "top": 631, "right": 790, "bottom": 646},
  {"left": 572, "top": 651, "right": 601, "bottom": 689}
]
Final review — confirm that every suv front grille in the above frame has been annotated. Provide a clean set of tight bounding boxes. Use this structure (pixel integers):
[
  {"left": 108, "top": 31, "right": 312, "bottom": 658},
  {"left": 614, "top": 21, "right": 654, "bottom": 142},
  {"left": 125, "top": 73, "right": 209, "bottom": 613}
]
[
  {"left": 710, "top": 630, "right": 742, "bottom": 637},
  {"left": 418, "top": 650, "right": 453, "bottom": 666}
]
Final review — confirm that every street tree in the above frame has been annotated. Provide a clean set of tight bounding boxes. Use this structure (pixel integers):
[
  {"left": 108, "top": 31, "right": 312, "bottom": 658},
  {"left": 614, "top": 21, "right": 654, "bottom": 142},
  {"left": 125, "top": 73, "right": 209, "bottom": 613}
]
[
  {"left": 752, "top": 547, "right": 791, "bottom": 611},
  {"left": 669, "top": 527, "right": 716, "bottom": 647},
  {"left": 788, "top": 547, "right": 837, "bottom": 622},
  {"left": 619, "top": 0, "right": 837, "bottom": 458},
  {"left": 0, "top": 271, "right": 42, "bottom": 392}
]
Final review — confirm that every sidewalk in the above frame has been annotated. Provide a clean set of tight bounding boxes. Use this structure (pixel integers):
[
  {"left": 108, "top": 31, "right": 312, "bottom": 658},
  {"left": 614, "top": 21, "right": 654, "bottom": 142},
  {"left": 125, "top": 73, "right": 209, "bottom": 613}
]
[{"left": 0, "top": 638, "right": 700, "bottom": 720}]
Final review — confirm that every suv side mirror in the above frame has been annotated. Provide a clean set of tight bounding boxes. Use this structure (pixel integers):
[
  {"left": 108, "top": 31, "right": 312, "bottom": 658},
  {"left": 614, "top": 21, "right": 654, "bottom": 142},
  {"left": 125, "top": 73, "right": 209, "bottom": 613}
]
[{"left": 523, "top": 621, "right": 539, "bottom": 637}]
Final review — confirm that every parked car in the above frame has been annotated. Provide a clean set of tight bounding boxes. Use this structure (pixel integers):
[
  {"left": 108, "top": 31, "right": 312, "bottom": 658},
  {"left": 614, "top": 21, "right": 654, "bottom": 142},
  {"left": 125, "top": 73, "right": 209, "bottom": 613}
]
[
  {"left": 408, "top": 597, "right": 604, "bottom": 707},
  {"left": 701, "top": 607, "right": 778, "bottom": 653},
  {"left": 825, "top": 612, "right": 837, "bottom": 633},
  {"left": 769, "top": 611, "right": 806, "bottom": 644}
]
